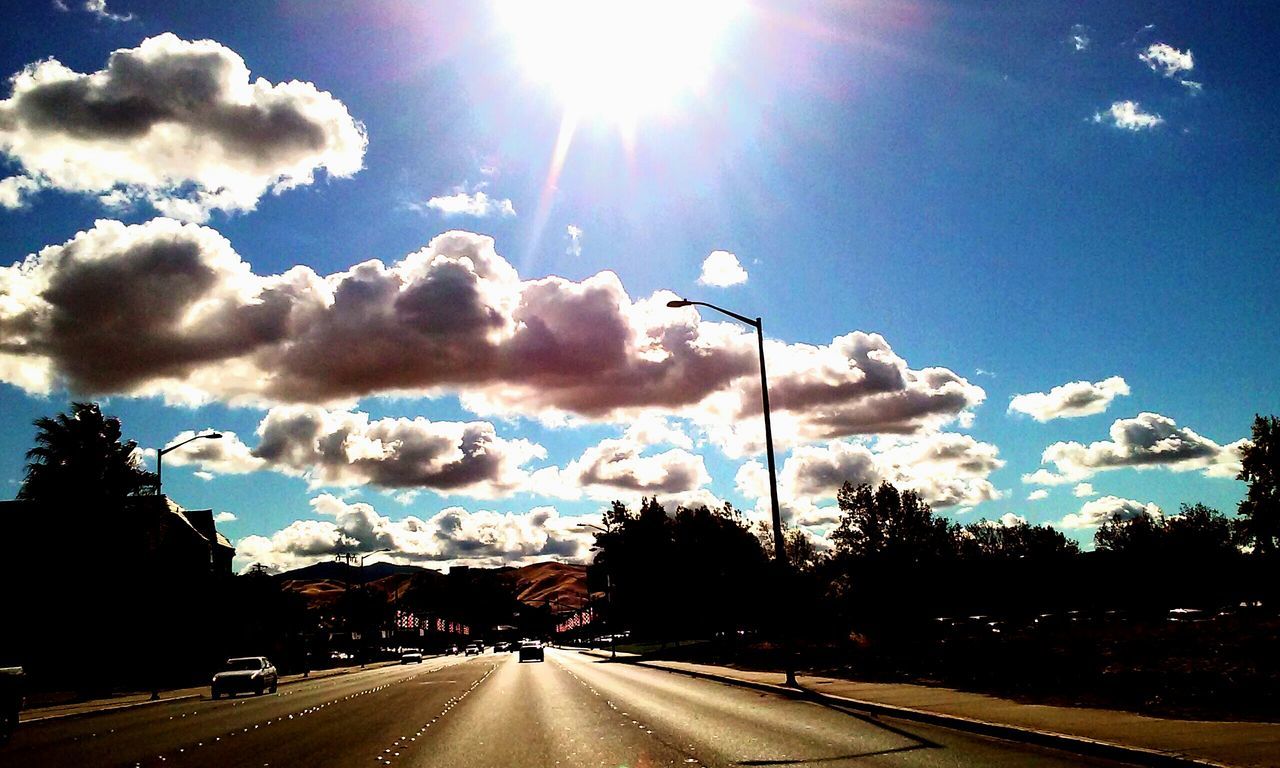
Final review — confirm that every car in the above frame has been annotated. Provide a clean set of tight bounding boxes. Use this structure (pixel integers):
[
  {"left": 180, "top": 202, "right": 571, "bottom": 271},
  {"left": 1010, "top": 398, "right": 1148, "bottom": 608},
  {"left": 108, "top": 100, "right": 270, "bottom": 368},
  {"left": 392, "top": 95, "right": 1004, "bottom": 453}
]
[
  {"left": 464, "top": 642, "right": 483, "bottom": 656},
  {"left": 400, "top": 651, "right": 423, "bottom": 664},
  {"left": 211, "top": 656, "right": 278, "bottom": 699},
  {"left": 0, "top": 667, "right": 23, "bottom": 743},
  {"left": 518, "top": 640, "right": 544, "bottom": 663},
  {"left": 446, "top": 644, "right": 459, "bottom": 655},
  {"left": 494, "top": 641, "right": 513, "bottom": 652}
]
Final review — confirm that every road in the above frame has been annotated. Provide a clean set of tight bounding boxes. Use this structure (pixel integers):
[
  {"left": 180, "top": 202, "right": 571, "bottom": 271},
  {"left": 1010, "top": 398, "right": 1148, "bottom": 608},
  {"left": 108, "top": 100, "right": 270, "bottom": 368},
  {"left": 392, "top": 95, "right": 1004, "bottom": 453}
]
[{"left": 3, "top": 648, "right": 1137, "bottom": 768}]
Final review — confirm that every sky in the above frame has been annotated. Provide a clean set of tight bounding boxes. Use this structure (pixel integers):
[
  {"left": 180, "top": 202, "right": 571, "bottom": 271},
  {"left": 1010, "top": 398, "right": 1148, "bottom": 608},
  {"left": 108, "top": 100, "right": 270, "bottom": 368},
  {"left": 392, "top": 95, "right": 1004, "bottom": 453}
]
[{"left": 1, "top": 0, "right": 1276, "bottom": 572}]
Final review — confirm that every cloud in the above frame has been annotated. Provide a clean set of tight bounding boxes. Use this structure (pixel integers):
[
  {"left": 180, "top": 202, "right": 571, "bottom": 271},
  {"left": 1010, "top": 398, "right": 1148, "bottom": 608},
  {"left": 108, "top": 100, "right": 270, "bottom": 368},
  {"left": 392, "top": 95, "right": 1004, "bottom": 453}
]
[
  {"left": 697, "top": 250, "right": 748, "bottom": 287},
  {"left": 0, "top": 34, "right": 365, "bottom": 221},
  {"left": 1139, "top": 43, "right": 1193, "bottom": 77},
  {"left": 419, "top": 188, "right": 516, "bottom": 218},
  {"left": 235, "top": 494, "right": 592, "bottom": 572},
  {"left": 1023, "top": 412, "right": 1247, "bottom": 485},
  {"left": 54, "top": 0, "right": 133, "bottom": 22},
  {"left": 1, "top": 221, "right": 983, "bottom": 447},
  {"left": 566, "top": 225, "right": 583, "bottom": 257},
  {"left": 1008, "top": 376, "right": 1129, "bottom": 421},
  {"left": 1073, "top": 482, "right": 1095, "bottom": 498},
  {"left": 737, "top": 431, "right": 1005, "bottom": 523},
  {"left": 163, "top": 430, "right": 266, "bottom": 475},
  {"left": 213, "top": 511, "right": 237, "bottom": 522},
  {"left": 1028, "top": 489, "right": 1048, "bottom": 501},
  {"left": 1068, "top": 24, "right": 1091, "bottom": 52},
  {"left": 529, "top": 419, "right": 708, "bottom": 500},
  {"left": 1060, "top": 495, "right": 1161, "bottom": 530},
  {"left": 1093, "top": 101, "right": 1163, "bottom": 131},
  {"left": 0, "top": 175, "right": 42, "bottom": 209},
  {"left": 167, "top": 406, "right": 545, "bottom": 498},
  {"left": 194, "top": 471, "right": 214, "bottom": 482}
]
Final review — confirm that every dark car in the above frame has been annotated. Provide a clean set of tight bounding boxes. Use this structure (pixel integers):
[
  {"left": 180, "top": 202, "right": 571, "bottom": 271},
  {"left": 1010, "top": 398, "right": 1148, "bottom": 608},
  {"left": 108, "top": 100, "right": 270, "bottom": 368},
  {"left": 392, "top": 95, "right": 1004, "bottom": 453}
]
[
  {"left": 518, "top": 640, "right": 544, "bottom": 663},
  {"left": 212, "top": 656, "right": 278, "bottom": 699},
  {"left": 0, "top": 667, "right": 23, "bottom": 743}
]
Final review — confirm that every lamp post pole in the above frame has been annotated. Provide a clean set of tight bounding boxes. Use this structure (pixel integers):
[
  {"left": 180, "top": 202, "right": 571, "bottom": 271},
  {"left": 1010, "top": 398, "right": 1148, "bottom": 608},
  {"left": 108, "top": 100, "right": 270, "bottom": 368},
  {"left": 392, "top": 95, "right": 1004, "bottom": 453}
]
[
  {"left": 578, "top": 524, "right": 617, "bottom": 659},
  {"left": 667, "top": 298, "right": 797, "bottom": 687},
  {"left": 155, "top": 431, "right": 223, "bottom": 497},
  {"left": 148, "top": 430, "right": 223, "bottom": 700},
  {"left": 357, "top": 549, "right": 391, "bottom": 667}
]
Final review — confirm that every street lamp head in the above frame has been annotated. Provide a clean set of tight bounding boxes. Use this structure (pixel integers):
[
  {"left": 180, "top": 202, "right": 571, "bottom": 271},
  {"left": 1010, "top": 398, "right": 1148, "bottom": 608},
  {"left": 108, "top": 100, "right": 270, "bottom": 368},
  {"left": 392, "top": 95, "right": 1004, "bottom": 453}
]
[
  {"left": 208, "top": 432, "right": 223, "bottom": 439},
  {"left": 666, "top": 299, "right": 691, "bottom": 308}
]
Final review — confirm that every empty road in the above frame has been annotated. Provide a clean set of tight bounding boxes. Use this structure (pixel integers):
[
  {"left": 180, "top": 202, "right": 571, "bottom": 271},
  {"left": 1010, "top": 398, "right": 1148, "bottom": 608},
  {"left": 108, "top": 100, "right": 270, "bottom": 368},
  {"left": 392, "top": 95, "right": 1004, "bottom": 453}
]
[{"left": 4, "top": 649, "right": 1137, "bottom": 767}]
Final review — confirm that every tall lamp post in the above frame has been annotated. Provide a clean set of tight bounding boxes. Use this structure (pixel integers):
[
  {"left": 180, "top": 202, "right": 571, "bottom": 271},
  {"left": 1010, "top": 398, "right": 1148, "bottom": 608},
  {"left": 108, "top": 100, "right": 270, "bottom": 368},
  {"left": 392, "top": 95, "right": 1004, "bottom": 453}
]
[
  {"left": 667, "top": 298, "right": 797, "bottom": 687},
  {"left": 576, "top": 523, "right": 617, "bottom": 659},
  {"left": 149, "top": 430, "right": 221, "bottom": 700},
  {"left": 357, "top": 549, "right": 391, "bottom": 667},
  {"left": 155, "top": 431, "right": 223, "bottom": 496}
]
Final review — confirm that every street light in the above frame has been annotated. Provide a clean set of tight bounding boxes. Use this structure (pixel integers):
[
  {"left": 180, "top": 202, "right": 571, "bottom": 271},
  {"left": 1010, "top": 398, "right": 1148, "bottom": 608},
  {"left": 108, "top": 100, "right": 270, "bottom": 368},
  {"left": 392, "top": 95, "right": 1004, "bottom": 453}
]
[
  {"left": 155, "top": 431, "right": 223, "bottom": 496},
  {"left": 667, "top": 298, "right": 797, "bottom": 687},
  {"left": 356, "top": 548, "right": 391, "bottom": 668},
  {"left": 575, "top": 523, "right": 617, "bottom": 659}
]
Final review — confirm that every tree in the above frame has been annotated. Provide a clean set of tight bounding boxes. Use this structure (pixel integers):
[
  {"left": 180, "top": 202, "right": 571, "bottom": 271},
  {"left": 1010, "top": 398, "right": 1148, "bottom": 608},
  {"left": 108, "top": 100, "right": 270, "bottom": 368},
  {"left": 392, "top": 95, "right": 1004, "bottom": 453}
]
[
  {"left": 1237, "top": 414, "right": 1279, "bottom": 556},
  {"left": 1094, "top": 510, "right": 1163, "bottom": 555},
  {"left": 831, "top": 481, "right": 957, "bottom": 564},
  {"left": 18, "top": 402, "right": 157, "bottom": 506},
  {"left": 960, "top": 520, "right": 1079, "bottom": 559}
]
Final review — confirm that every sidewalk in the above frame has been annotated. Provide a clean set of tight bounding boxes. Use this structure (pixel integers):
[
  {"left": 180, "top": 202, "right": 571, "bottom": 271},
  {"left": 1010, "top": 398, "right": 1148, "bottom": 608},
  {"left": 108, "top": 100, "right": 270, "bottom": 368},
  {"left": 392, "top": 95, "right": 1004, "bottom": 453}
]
[
  {"left": 581, "top": 651, "right": 1280, "bottom": 768},
  {"left": 21, "top": 659, "right": 406, "bottom": 723}
]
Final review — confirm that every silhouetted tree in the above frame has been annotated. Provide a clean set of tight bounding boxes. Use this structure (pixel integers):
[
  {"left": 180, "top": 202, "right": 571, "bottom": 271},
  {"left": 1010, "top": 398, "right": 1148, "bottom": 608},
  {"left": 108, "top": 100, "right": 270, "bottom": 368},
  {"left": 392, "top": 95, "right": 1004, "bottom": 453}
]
[
  {"left": 831, "top": 482, "right": 957, "bottom": 564},
  {"left": 754, "top": 520, "right": 822, "bottom": 571},
  {"left": 1095, "top": 503, "right": 1236, "bottom": 560},
  {"left": 959, "top": 519, "right": 1079, "bottom": 559},
  {"left": 18, "top": 402, "right": 156, "bottom": 505},
  {"left": 1237, "top": 414, "right": 1279, "bottom": 556},
  {"left": 1095, "top": 510, "right": 1164, "bottom": 555}
]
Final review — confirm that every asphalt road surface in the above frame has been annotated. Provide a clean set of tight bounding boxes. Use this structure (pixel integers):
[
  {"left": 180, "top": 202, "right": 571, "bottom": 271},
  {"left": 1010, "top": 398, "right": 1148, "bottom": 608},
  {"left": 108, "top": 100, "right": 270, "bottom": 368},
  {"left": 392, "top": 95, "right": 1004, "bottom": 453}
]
[{"left": 4, "top": 648, "right": 1139, "bottom": 768}]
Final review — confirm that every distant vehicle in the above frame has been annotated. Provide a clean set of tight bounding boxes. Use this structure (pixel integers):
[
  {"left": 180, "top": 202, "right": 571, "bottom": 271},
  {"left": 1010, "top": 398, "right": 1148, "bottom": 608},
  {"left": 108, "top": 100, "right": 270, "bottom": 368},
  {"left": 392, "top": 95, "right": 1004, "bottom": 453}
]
[
  {"left": 518, "top": 640, "right": 544, "bottom": 663},
  {"left": 0, "top": 667, "right": 23, "bottom": 743},
  {"left": 400, "top": 651, "right": 423, "bottom": 664},
  {"left": 494, "top": 641, "right": 514, "bottom": 652},
  {"left": 447, "top": 644, "right": 459, "bottom": 655},
  {"left": 211, "top": 656, "right": 278, "bottom": 699},
  {"left": 464, "top": 642, "right": 483, "bottom": 656}
]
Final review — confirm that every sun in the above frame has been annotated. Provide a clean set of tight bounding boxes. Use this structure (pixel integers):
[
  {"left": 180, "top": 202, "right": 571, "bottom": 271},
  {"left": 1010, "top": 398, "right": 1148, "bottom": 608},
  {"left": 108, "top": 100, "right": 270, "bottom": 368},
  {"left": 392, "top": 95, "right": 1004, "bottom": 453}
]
[{"left": 496, "top": 0, "right": 743, "bottom": 124}]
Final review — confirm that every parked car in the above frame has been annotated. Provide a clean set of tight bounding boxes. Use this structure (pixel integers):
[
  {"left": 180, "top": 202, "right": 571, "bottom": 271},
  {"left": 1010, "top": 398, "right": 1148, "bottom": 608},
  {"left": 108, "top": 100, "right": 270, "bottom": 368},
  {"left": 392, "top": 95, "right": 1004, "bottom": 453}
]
[
  {"left": 464, "top": 642, "right": 483, "bottom": 656},
  {"left": 0, "top": 667, "right": 23, "bottom": 743},
  {"left": 211, "top": 656, "right": 278, "bottom": 699},
  {"left": 400, "top": 651, "right": 423, "bottom": 664},
  {"left": 518, "top": 640, "right": 544, "bottom": 663}
]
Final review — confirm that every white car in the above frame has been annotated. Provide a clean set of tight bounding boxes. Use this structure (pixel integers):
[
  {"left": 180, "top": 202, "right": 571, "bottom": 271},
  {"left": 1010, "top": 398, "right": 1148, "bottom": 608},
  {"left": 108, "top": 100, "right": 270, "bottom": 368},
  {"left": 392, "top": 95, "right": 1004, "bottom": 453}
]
[
  {"left": 212, "top": 656, "right": 278, "bottom": 699},
  {"left": 401, "top": 651, "right": 423, "bottom": 664}
]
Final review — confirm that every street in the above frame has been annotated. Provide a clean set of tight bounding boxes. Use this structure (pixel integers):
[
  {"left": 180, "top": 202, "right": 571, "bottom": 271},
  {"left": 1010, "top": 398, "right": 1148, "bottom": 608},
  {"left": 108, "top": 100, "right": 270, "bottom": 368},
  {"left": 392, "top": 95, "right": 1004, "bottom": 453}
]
[{"left": 4, "top": 649, "right": 1136, "bottom": 768}]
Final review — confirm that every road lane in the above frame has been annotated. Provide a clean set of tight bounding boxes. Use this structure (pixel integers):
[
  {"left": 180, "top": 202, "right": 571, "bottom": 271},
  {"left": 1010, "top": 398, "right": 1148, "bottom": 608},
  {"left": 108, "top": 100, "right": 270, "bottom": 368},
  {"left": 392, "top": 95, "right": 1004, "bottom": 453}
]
[
  {"left": 5, "top": 649, "right": 1143, "bottom": 768},
  {"left": 3, "top": 655, "right": 486, "bottom": 768},
  {"left": 547, "top": 648, "right": 1134, "bottom": 767}
]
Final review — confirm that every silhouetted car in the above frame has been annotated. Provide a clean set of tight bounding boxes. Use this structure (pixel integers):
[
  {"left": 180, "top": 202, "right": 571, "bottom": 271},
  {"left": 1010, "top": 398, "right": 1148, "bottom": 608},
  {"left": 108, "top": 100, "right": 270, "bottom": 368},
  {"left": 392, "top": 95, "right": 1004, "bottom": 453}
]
[
  {"left": 518, "top": 640, "right": 544, "bottom": 663},
  {"left": 0, "top": 667, "right": 22, "bottom": 743},
  {"left": 464, "top": 642, "right": 483, "bottom": 656},
  {"left": 446, "top": 644, "right": 459, "bottom": 655},
  {"left": 494, "top": 641, "right": 514, "bottom": 652},
  {"left": 212, "top": 656, "right": 277, "bottom": 699},
  {"left": 400, "top": 651, "right": 423, "bottom": 664}
]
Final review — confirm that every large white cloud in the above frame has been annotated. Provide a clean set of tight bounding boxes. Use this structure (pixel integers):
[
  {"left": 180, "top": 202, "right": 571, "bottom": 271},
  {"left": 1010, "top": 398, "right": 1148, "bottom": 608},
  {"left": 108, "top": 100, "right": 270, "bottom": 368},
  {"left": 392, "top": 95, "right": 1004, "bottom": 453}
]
[
  {"left": 735, "top": 431, "right": 1005, "bottom": 528},
  {"left": 1059, "top": 495, "right": 1161, "bottom": 530},
  {"left": 529, "top": 419, "right": 709, "bottom": 500},
  {"left": 1008, "top": 376, "right": 1129, "bottom": 421},
  {"left": 1023, "top": 412, "right": 1247, "bottom": 485},
  {"left": 235, "top": 494, "right": 593, "bottom": 572},
  {"left": 0, "top": 34, "right": 366, "bottom": 220},
  {"left": 0, "top": 220, "right": 984, "bottom": 448}
]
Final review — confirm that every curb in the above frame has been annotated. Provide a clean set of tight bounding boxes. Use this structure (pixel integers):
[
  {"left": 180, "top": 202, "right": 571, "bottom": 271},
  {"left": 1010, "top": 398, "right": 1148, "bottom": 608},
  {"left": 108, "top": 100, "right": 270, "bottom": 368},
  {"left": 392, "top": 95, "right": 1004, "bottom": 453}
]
[
  {"left": 22, "top": 694, "right": 201, "bottom": 724},
  {"left": 21, "top": 657, "right": 418, "bottom": 725},
  {"left": 583, "top": 652, "right": 1231, "bottom": 768}
]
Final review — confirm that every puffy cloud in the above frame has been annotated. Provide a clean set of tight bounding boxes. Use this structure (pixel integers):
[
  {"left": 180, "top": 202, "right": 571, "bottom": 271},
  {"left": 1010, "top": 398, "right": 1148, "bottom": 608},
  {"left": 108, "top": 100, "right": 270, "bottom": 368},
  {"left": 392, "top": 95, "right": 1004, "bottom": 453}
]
[
  {"left": 1093, "top": 101, "right": 1163, "bottom": 131},
  {"left": 1023, "top": 412, "right": 1247, "bottom": 485},
  {"left": 1073, "top": 482, "right": 1096, "bottom": 498},
  {"left": 1008, "top": 376, "right": 1129, "bottom": 421},
  {"left": 420, "top": 189, "right": 516, "bottom": 218},
  {"left": 697, "top": 250, "right": 748, "bottom": 287},
  {"left": 235, "top": 494, "right": 592, "bottom": 572},
  {"left": 1139, "top": 43, "right": 1194, "bottom": 77},
  {"left": 1068, "top": 24, "right": 1091, "bottom": 52},
  {"left": 1028, "top": 489, "right": 1048, "bottom": 501},
  {"left": 213, "top": 511, "right": 237, "bottom": 523},
  {"left": 0, "top": 34, "right": 365, "bottom": 220},
  {"left": 1, "top": 221, "right": 982, "bottom": 445},
  {"left": 168, "top": 406, "right": 544, "bottom": 498},
  {"left": 737, "top": 431, "right": 1005, "bottom": 523},
  {"left": 1060, "top": 495, "right": 1161, "bottom": 530},
  {"left": 529, "top": 419, "right": 708, "bottom": 500},
  {"left": 162, "top": 430, "right": 265, "bottom": 475},
  {"left": 0, "top": 175, "right": 41, "bottom": 209},
  {"left": 566, "top": 225, "right": 583, "bottom": 257}
]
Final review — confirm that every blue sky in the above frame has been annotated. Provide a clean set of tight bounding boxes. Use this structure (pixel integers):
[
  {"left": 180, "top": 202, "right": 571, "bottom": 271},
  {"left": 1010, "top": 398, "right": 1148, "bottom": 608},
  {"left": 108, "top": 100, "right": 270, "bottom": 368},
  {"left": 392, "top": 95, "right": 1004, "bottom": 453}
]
[{"left": 0, "top": 0, "right": 1275, "bottom": 570}]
